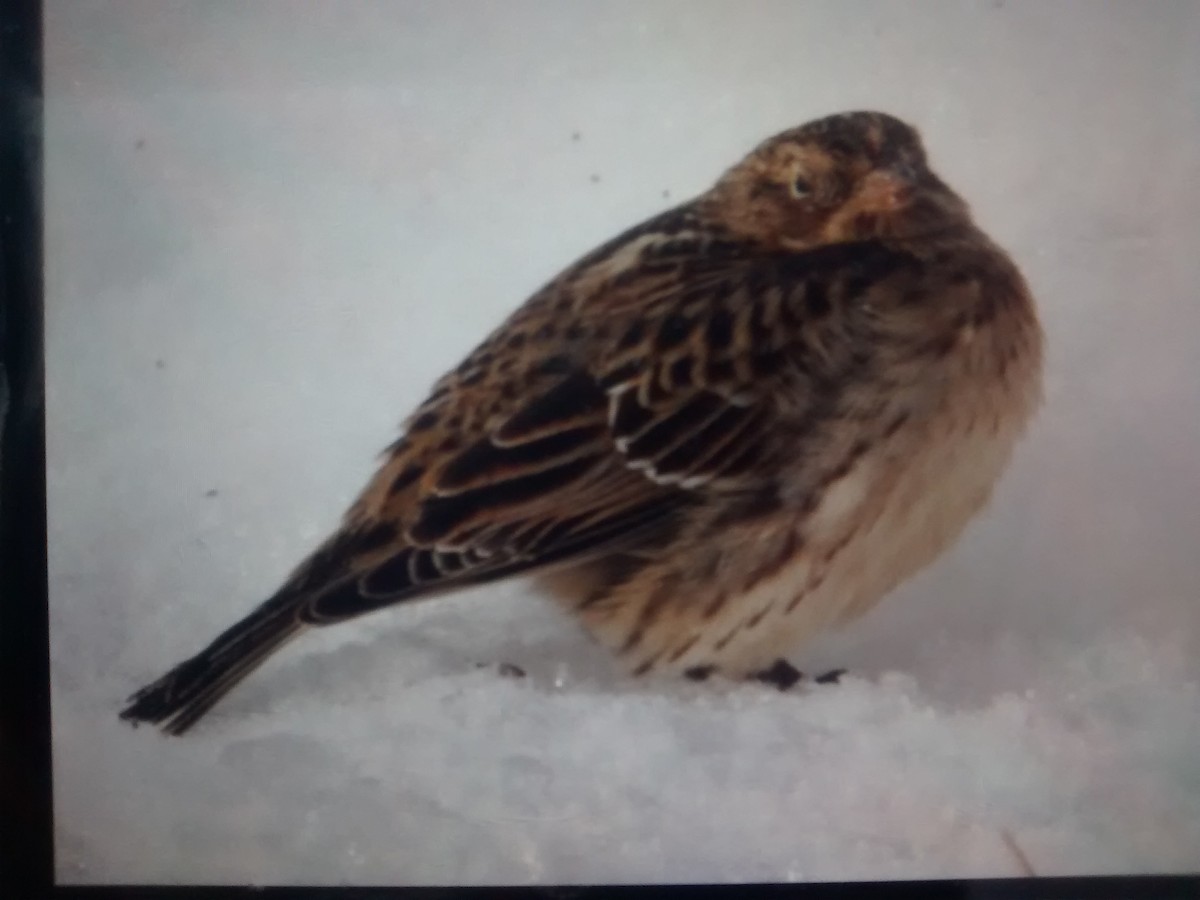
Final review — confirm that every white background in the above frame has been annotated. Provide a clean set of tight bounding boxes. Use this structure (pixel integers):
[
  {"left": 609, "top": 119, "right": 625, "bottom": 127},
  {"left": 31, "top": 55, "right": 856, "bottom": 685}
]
[{"left": 46, "top": 0, "right": 1200, "bottom": 885}]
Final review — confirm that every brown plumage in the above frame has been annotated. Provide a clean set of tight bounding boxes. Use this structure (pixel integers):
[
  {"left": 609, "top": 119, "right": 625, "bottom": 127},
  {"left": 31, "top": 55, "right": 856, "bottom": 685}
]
[{"left": 120, "top": 110, "right": 1042, "bottom": 734}]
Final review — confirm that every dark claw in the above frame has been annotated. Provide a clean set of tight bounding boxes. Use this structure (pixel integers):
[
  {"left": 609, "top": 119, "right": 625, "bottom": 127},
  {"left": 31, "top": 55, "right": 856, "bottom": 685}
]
[
  {"left": 814, "top": 668, "right": 846, "bottom": 685},
  {"left": 477, "top": 661, "right": 527, "bottom": 678},
  {"left": 752, "top": 659, "right": 804, "bottom": 691}
]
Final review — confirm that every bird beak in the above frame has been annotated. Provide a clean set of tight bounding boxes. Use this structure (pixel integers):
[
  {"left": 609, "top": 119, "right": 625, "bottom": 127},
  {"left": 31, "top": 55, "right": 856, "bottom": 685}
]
[{"left": 857, "top": 163, "right": 918, "bottom": 212}]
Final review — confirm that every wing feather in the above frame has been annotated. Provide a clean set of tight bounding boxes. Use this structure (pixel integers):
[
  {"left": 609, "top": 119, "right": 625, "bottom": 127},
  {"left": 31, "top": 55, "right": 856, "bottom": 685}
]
[{"left": 290, "top": 235, "right": 919, "bottom": 623}]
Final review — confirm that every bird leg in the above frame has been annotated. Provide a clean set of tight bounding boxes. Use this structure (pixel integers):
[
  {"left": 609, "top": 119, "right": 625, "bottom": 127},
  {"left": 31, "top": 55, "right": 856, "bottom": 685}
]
[{"left": 752, "top": 658, "right": 805, "bottom": 690}]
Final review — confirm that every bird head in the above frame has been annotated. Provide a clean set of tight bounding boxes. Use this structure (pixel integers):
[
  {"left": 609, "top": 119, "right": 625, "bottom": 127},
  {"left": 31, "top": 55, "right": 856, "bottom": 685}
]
[{"left": 706, "top": 111, "right": 972, "bottom": 250}]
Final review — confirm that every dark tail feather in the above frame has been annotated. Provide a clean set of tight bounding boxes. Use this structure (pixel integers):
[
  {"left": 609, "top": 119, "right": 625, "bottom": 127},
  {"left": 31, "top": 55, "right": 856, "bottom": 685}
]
[{"left": 119, "top": 596, "right": 306, "bottom": 736}]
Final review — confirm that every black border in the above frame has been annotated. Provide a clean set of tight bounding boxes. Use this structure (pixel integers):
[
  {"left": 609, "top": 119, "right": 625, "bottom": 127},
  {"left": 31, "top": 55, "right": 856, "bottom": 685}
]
[
  {"left": 39, "top": 877, "right": 1200, "bottom": 899},
  {"left": 2, "top": 1, "right": 1197, "bottom": 897},
  {"left": 1, "top": 0, "right": 52, "bottom": 894}
]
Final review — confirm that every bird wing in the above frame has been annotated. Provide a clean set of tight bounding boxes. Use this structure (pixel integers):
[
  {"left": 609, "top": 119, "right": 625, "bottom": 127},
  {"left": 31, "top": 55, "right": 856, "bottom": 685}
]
[{"left": 283, "top": 237, "right": 913, "bottom": 624}]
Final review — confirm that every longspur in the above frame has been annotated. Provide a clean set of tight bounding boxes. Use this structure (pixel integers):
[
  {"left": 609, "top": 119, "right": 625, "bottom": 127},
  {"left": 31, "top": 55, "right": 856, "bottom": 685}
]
[{"left": 121, "top": 110, "right": 1042, "bottom": 734}]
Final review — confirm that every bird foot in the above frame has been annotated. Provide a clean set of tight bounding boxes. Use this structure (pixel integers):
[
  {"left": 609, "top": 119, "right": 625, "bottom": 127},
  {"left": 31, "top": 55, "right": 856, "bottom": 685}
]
[
  {"left": 814, "top": 667, "right": 846, "bottom": 685},
  {"left": 475, "top": 661, "right": 527, "bottom": 678},
  {"left": 749, "top": 662, "right": 847, "bottom": 690},
  {"left": 752, "top": 659, "right": 804, "bottom": 691}
]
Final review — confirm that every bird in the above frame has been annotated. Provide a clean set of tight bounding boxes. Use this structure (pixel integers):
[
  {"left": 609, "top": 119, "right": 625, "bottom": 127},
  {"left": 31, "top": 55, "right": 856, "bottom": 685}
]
[{"left": 120, "top": 110, "right": 1043, "bottom": 735}]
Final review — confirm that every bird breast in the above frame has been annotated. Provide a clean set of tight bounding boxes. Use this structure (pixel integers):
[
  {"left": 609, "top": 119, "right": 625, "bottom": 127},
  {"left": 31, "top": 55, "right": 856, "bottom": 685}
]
[{"left": 701, "top": 298, "right": 1042, "bottom": 673}]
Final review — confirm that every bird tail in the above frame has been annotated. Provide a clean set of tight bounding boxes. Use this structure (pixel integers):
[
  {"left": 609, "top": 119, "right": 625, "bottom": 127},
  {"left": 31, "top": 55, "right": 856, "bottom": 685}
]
[{"left": 119, "top": 593, "right": 306, "bottom": 736}]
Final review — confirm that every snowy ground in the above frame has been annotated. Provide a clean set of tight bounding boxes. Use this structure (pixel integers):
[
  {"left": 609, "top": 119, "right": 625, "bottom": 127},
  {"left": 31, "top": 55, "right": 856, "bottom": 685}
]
[{"left": 45, "top": 0, "right": 1200, "bottom": 886}]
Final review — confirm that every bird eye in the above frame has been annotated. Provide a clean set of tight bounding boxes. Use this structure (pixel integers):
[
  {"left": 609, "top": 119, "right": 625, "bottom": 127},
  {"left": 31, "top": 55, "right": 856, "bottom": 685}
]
[{"left": 791, "top": 176, "right": 813, "bottom": 199}]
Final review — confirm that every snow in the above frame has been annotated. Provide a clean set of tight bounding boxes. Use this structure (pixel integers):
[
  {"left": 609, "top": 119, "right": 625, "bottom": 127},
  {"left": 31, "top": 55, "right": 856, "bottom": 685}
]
[{"left": 45, "top": 0, "right": 1200, "bottom": 886}]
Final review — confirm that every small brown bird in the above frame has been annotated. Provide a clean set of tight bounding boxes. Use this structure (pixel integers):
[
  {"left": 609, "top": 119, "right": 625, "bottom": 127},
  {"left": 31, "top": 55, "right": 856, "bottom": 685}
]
[{"left": 121, "top": 111, "right": 1042, "bottom": 735}]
